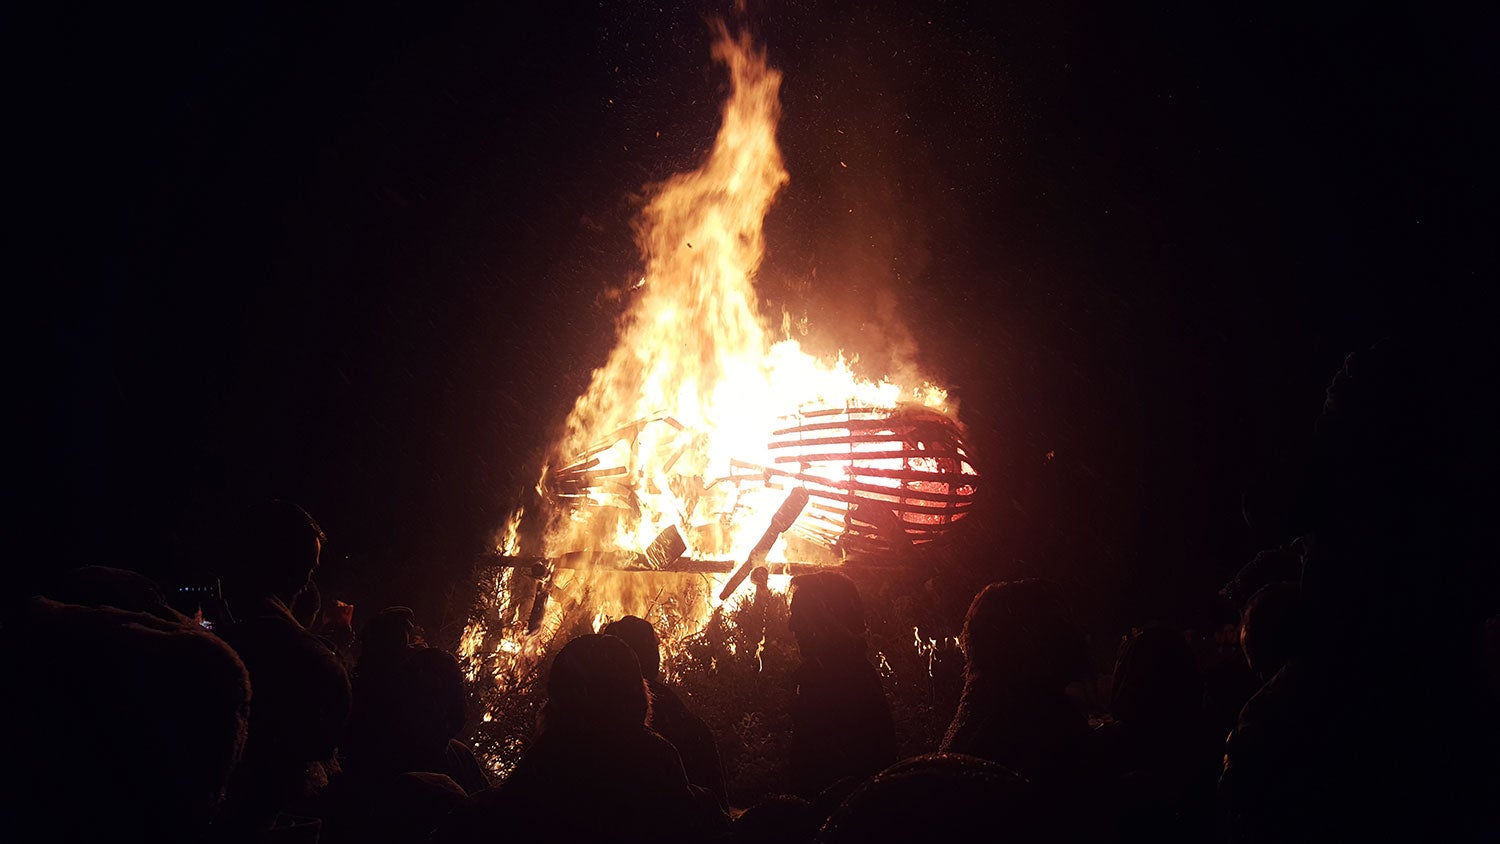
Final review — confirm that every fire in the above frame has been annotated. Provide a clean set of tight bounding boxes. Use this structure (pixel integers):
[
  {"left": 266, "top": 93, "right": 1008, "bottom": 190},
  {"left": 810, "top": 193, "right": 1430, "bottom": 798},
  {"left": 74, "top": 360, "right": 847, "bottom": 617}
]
[
  {"left": 914, "top": 626, "right": 964, "bottom": 678},
  {"left": 496, "top": 507, "right": 523, "bottom": 557},
  {"left": 460, "top": 25, "right": 977, "bottom": 730},
  {"left": 542, "top": 24, "right": 965, "bottom": 566}
]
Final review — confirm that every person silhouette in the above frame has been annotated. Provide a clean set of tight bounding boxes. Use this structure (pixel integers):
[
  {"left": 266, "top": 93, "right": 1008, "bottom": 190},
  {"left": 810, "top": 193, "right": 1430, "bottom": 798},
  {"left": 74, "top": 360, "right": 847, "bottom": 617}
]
[
  {"left": 1098, "top": 627, "right": 1218, "bottom": 844},
  {"left": 289, "top": 579, "right": 321, "bottom": 629},
  {"left": 731, "top": 793, "right": 824, "bottom": 844},
  {"left": 1220, "top": 336, "right": 1500, "bottom": 842},
  {"left": 3, "top": 597, "right": 251, "bottom": 843},
  {"left": 340, "top": 608, "right": 488, "bottom": 793},
  {"left": 211, "top": 499, "right": 351, "bottom": 839},
  {"left": 342, "top": 606, "right": 419, "bottom": 778},
  {"left": 1239, "top": 582, "right": 1302, "bottom": 682},
  {"left": 785, "top": 570, "right": 897, "bottom": 799},
  {"left": 603, "top": 614, "right": 729, "bottom": 809},
  {"left": 941, "top": 579, "right": 1092, "bottom": 787},
  {"left": 45, "top": 564, "right": 190, "bottom": 624},
  {"left": 818, "top": 753, "right": 1043, "bottom": 844},
  {"left": 435, "top": 633, "right": 727, "bottom": 844}
]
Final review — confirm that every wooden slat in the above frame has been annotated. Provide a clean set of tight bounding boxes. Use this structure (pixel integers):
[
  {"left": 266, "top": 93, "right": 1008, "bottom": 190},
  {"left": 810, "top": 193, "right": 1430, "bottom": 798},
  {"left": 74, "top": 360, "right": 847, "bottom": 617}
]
[
  {"left": 781, "top": 406, "right": 890, "bottom": 421},
  {"left": 771, "top": 418, "right": 909, "bottom": 436},
  {"left": 812, "top": 477, "right": 975, "bottom": 504},
  {"left": 547, "top": 406, "right": 978, "bottom": 561},
  {"left": 773, "top": 449, "right": 955, "bottom": 464},
  {"left": 769, "top": 432, "right": 957, "bottom": 449},
  {"left": 800, "top": 488, "right": 973, "bottom": 517},
  {"left": 849, "top": 465, "right": 979, "bottom": 483},
  {"left": 555, "top": 456, "right": 602, "bottom": 475}
]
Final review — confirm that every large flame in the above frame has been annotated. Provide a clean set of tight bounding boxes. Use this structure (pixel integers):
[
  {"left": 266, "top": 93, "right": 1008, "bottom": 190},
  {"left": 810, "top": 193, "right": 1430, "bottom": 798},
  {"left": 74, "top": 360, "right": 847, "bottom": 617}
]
[
  {"left": 461, "top": 26, "right": 966, "bottom": 711},
  {"left": 546, "top": 26, "right": 950, "bottom": 567},
  {"left": 556, "top": 26, "right": 789, "bottom": 470}
]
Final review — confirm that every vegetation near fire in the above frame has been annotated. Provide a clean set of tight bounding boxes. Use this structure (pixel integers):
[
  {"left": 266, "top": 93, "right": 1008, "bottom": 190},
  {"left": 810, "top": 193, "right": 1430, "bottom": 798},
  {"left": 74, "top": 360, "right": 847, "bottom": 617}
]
[{"left": 459, "top": 555, "right": 981, "bottom": 806}]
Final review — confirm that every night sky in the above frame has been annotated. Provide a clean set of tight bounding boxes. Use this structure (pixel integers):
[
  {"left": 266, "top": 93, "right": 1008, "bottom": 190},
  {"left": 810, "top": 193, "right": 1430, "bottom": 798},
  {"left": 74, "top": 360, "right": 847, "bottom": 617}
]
[{"left": 18, "top": 1, "right": 1493, "bottom": 638}]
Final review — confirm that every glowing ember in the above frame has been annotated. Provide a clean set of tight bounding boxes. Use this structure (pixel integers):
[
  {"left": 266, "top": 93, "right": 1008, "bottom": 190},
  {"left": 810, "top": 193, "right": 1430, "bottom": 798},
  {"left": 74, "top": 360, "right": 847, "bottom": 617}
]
[
  {"left": 460, "top": 26, "right": 981, "bottom": 741},
  {"left": 914, "top": 626, "right": 964, "bottom": 678}
]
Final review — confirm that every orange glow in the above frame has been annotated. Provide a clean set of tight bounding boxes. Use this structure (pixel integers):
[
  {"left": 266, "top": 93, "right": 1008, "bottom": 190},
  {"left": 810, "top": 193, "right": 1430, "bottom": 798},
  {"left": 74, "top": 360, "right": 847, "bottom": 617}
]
[{"left": 461, "top": 26, "right": 975, "bottom": 693}]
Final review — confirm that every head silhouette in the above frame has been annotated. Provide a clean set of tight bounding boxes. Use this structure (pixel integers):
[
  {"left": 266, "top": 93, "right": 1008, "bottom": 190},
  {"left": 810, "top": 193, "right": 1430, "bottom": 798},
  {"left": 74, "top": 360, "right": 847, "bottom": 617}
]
[
  {"left": 1239, "top": 581, "right": 1303, "bottom": 680},
  {"left": 789, "top": 571, "right": 867, "bottom": 662},
  {"left": 47, "top": 565, "right": 187, "bottom": 624},
  {"left": 1225, "top": 545, "right": 1304, "bottom": 611},
  {"left": 542, "top": 633, "right": 649, "bottom": 732},
  {"left": 6, "top": 599, "right": 251, "bottom": 843},
  {"left": 1108, "top": 627, "right": 1202, "bottom": 726},
  {"left": 360, "top": 606, "right": 416, "bottom": 656},
  {"left": 221, "top": 499, "right": 325, "bottom": 603},
  {"left": 602, "top": 615, "right": 661, "bottom": 680},
  {"left": 819, "top": 753, "right": 1040, "bottom": 843},
  {"left": 399, "top": 646, "right": 468, "bottom": 763},
  {"left": 1301, "top": 336, "right": 1496, "bottom": 648},
  {"left": 961, "top": 579, "right": 1087, "bottom": 694},
  {"left": 733, "top": 794, "right": 822, "bottom": 844},
  {"left": 290, "top": 579, "right": 320, "bottom": 628}
]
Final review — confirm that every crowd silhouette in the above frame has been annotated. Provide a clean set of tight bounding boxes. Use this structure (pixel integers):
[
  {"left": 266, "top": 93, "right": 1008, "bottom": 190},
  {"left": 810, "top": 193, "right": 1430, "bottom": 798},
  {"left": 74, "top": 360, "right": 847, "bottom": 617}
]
[{"left": 4, "top": 337, "right": 1496, "bottom": 842}]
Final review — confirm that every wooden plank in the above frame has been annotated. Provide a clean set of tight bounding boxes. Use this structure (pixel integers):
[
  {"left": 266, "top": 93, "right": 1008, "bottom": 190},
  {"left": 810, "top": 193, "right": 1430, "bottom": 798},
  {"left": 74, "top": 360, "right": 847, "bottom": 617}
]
[{"left": 769, "top": 432, "right": 960, "bottom": 449}]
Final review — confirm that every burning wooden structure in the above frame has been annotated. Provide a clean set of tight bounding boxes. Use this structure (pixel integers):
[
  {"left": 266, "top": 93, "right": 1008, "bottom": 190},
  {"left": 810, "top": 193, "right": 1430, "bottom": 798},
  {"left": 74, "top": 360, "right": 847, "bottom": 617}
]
[
  {"left": 547, "top": 403, "right": 976, "bottom": 563},
  {"left": 458, "top": 29, "right": 979, "bottom": 740},
  {"left": 484, "top": 403, "right": 978, "bottom": 631}
]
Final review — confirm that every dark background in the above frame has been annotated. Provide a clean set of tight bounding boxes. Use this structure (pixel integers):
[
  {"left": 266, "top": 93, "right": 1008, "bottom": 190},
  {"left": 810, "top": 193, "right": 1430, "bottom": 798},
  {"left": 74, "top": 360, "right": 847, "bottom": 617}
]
[{"left": 15, "top": 1, "right": 1493, "bottom": 641}]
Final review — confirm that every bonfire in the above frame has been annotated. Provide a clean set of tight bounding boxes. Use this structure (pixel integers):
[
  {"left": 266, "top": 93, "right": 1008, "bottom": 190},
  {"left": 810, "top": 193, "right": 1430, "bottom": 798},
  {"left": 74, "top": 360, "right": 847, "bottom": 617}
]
[{"left": 458, "top": 25, "right": 978, "bottom": 790}]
